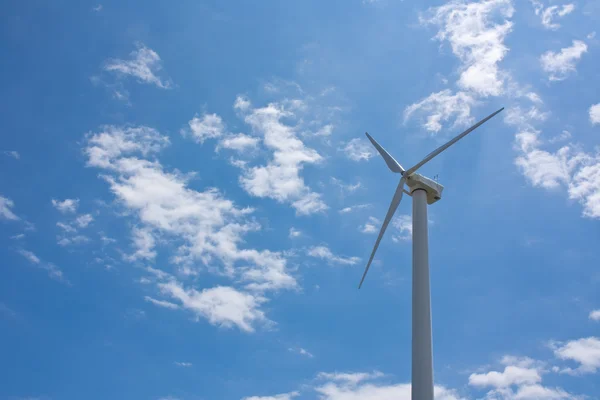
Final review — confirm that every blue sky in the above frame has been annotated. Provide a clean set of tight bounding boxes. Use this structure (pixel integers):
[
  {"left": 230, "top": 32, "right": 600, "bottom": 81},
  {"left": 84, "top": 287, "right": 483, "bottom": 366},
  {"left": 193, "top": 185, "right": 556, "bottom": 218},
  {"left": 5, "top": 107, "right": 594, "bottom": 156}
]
[{"left": 1, "top": 0, "right": 600, "bottom": 399}]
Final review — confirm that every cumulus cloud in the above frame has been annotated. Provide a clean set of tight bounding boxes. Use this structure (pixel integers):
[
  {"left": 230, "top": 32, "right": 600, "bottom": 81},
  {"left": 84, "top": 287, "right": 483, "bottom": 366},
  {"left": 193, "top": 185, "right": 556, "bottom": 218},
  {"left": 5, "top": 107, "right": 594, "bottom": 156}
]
[
  {"left": 217, "top": 133, "right": 260, "bottom": 152},
  {"left": 159, "top": 281, "right": 268, "bottom": 332},
  {"left": 0, "top": 195, "right": 19, "bottom": 220},
  {"left": 590, "top": 310, "right": 600, "bottom": 321},
  {"left": 307, "top": 246, "right": 360, "bottom": 265},
  {"left": 506, "top": 106, "right": 600, "bottom": 218},
  {"left": 360, "top": 216, "right": 380, "bottom": 234},
  {"left": 84, "top": 124, "right": 298, "bottom": 331},
  {"left": 234, "top": 96, "right": 328, "bottom": 215},
  {"left": 186, "top": 113, "right": 226, "bottom": 143},
  {"left": 341, "top": 138, "right": 375, "bottom": 161},
  {"left": 552, "top": 337, "right": 600, "bottom": 374},
  {"left": 532, "top": 1, "right": 575, "bottom": 30},
  {"left": 421, "top": 0, "right": 515, "bottom": 97},
  {"left": 104, "top": 43, "right": 172, "bottom": 89},
  {"left": 404, "top": 90, "right": 476, "bottom": 133},
  {"left": 540, "top": 40, "right": 588, "bottom": 81},
  {"left": 51, "top": 198, "right": 79, "bottom": 213}
]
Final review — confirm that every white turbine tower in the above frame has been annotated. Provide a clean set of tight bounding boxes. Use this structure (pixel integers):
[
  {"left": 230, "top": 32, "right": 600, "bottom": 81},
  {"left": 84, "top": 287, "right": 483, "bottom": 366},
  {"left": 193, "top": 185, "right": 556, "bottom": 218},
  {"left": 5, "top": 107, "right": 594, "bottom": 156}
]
[{"left": 358, "top": 107, "right": 504, "bottom": 400}]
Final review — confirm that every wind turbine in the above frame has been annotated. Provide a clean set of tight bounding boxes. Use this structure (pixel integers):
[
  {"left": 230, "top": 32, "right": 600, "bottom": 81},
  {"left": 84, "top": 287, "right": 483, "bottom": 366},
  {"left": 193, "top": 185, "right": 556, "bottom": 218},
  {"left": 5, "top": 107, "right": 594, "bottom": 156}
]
[{"left": 358, "top": 107, "right": 504, "bottom": 400}]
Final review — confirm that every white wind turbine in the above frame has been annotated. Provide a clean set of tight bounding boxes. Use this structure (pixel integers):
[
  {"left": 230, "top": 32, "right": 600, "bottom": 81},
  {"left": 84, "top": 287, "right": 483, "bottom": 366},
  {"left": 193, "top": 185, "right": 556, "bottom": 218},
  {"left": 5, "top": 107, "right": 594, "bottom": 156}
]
[{"left": 358, "top": 107, "right": 504, "bottom": 400}]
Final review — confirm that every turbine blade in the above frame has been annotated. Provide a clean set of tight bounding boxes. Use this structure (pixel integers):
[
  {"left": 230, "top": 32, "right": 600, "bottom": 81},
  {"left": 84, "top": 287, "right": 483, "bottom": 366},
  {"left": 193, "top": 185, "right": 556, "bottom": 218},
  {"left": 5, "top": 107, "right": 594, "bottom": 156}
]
[
  {"left": 404, "top": 107, "right": 504, "bottom": 177},
  {"left": 365, "top": 132, "right": 405, "bottom": 174},
  {"left": 359, "top": 177, "right": 405, "bottom": 289}
]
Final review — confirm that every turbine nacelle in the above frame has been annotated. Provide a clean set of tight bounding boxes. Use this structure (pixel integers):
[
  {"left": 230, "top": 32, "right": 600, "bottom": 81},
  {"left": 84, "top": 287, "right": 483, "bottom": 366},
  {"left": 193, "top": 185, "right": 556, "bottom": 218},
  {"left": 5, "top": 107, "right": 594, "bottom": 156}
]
[{"left": 405, "top": 173, "right": 444, "bottom": 205}]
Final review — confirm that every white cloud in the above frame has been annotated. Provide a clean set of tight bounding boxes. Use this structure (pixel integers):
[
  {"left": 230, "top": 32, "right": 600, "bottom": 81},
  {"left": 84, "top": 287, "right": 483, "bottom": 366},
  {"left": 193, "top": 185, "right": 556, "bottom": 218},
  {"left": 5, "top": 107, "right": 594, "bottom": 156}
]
[
  {"left": 145, "top": 296, "right": 179, "bottom": 310},
  {"left": 339, "top": 204, "right": 371, "bottom": 214},
  {"left": 92, "top": 4, "right": 102, "bottom": 11},
  {"left": 392, "top": 215, "right": 412, "bottom": 242},
  {"left": 289, "top": 227, "right": 302, "bottom": 238},
  {"left": 84, "top": 125, "right": 298, "bottom": 298},
  {"left": 10, "top": 233, "right": 25, "bottom": 240},
  {"left": 307, "top": 246, "right": 360, "bottom": 266},
  {"left": 568, "top": 158, "right": 600, "bottom": 218},
  {"left": 468, "top": 356, "right": 579, "bottom": 399},
  {"left": 75, "top": 213, "right": 93, "bottom": 228},
  {"left": 288, "top": 347, "right": 314, "bottom": 358},
  {"left": 507, "top": 106, "right": 600, "bottom": 218},
  {"left": 2, "top": 150, "right": 20, "bottom": 159},
  {"left": 186, "top": 113, "right": 226, "bottom": 144},
  {"left": 532, "top": 1, "right": 575, "bottom": 30},
  {"left": 317, "top": 371, "right": 385, "bottom": 386},
  {"left": 17, "top": 249, "right": 68, "bottom": 284},
  {"left": 589, "top": 103, "right": 600, "bottom": 125},
  {"left": 421, "top": 0, "right": 515, "bottom": 97},
  {"left": 315, "top": 371, "right": 462, "bottom": 400},
  {"left": 159, "top": 281, "right": 268, "bottom": 332},
  {"left": 553, "top": 337, "right": 600, "bottom": 374},
  {"left": 590, "top": 310, "right": 600, "bottom": 321},
  {"left": 243, "top": 392, "right": 299, "bottom": 400},
  {"left": 235, "top": 99, "right": 327, "bottom": 215},
  {"left": 469, "top": 366, "right": 541, "bottom": 388},
  {"left": 85, "top": 125, "right": 170, "bottom": 170},
  {"left": 217, "top": 133, "right": 260, "bottom": 152},
  {"left": 18, "top": 249, "right": 40, "bottom": 264},
  {"left": 404, "top": 90, "right": 476, "bottom": 133},
  {"left": 174, "top": 361, "right": 192, "bottom": 367},
  {"left": 342, "top": 138, "right": 375, "bottom": 161},
  {"left": 104, "top": 43, "right": 172, "bottom": 89},
  {"left": 0, "top": 195, "right": 19, "bottom": 220},
  {"left": 360, "top": 216, "right": 380, "bottom": 234},
  {"left": 540, "top": 40, "right": 587, "bottom": 81},
  {"left": 127, "top": 227, "right": 156, "bottom": 261},
  {"left": 57, "top": 235, "right": 90, "bottom": 247}
]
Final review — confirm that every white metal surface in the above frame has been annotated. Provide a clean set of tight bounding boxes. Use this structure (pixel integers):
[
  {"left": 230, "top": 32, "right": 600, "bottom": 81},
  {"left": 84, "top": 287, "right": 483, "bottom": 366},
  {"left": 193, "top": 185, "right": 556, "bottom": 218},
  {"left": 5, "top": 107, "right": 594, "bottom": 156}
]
[
  {"left": 411, "top": 188, "right": 434, "bottom": 400},
  {"left": 406, "top": 173, "right": 444, "bottom": 205}
]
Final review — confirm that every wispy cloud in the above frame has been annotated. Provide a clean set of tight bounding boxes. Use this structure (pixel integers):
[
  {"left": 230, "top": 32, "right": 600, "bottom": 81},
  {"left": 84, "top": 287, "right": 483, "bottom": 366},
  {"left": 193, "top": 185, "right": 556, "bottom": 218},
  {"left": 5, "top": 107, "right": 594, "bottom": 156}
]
[
  {"left": 0, "top": 195, "right": 19, "bottom": 220},
  {"left": 104, "top": 43, "right": 172, "bottom": 89},
  {"left": 339, "top": 204, "right": 371, "bottom": 214},
  {"left": 51, "top": 198, "right": 79, "bottom": 214},
  {"left": 589, "top": 103, "right": 600, "bottom": 125},
  {"left": 360, "top": 216, "right": 380, "bottom": 234},
  {"left": 2, "top": 150, "right": 20, "bottom": 159},
  {"left": 145, "top": 296, "right": 179, "bottom": 310},
  {"left": 341, "top": 138, "right": 374, "bottom": 161},
  {"left": 17, "top": 249, "right": 69, "bottom": 284},
  {"left": 174, "top": 361, "right": 192, "bottom": 367},
  {"left": 307, "top": 246, "right": 360, "bottom": 266},
  {"left": 289, "top": 227, "right": 302, "bottom": 238},
  {"left": 532, "top": 1, "right": 575, "bottom": 30},
  {"left": 288, "top": 347, "right": 314, "bottom": 358},
  {"left": 540, "top": 40, "right": 588, "bottom": 81}
]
